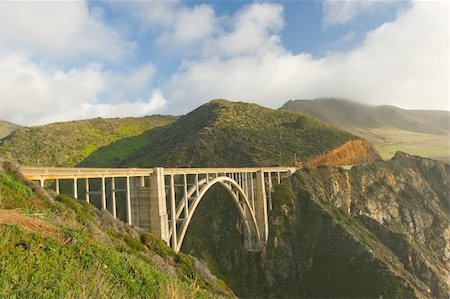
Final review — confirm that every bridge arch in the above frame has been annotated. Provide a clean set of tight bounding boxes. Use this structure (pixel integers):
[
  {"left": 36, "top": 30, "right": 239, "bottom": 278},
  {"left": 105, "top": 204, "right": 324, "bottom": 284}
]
[{"left": 174, "top": 176, "right": 261, "bottom": 252}]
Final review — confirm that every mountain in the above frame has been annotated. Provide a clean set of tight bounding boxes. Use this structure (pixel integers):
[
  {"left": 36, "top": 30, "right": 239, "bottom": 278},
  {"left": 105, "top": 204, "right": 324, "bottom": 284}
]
[
  {"left": 182, "top": 152, "right": 449, "bottom": 298},
  {"left": 0, "top": 116, "right": 176, "bottom": 167},
  {"left": 0, "top": 160, "right": 233, "bottom": 298},
  {"left": 121, "top": 100, "right": 381, "bottom": 167},
  {"left": 281, "top": 98, "right": 450, "bottom": 161},
  {"left": 0, "top": 119, "right": 21, "bottom": 139},
  {"left": 0, "top": 100, "right": 380, "bottom": 168},
  {"left": 2, "top": 99, "right": 446, "bottom": 297}
]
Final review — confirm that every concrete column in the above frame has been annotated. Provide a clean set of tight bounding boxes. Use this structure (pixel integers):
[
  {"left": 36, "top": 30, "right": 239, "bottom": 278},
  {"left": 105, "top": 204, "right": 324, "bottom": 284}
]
[
  {"left": 73, "top": 178, "right": 78, "bottom": 199},
  {"left": 85, "top": 178, "right": 90, "bottom": 203},
  {"left": 183, "top": 174, "right": 189, "bottom": 218},
  {"left": 149, "top": 168, "right": 169, "bottom": 244},
  {"left": 111, "top": 177, "right": 116, "bottom": 218},
  {"left": 267, "top": 172, "right": 273, "bottom": 211},
  {"left": 55, "top": 179, "right": 60, "bottom": 194},
  {"left": 277, "top": 172, "right": 281, "bottom": 184},
  {"left": 39, "top": 179, "right": 44, "bottom": 188},
  {"left": 195, "top": 173, "right": 199, "bottom": 196},
  {"left": 139, "top": 176, "right": 145, "bottom": 187},
  {"left": 101, "top": 177, "right": 106, "bottom": 210},
  {"left": 170, "top": 175, "right": 178, "bottom": 251},
  {"left": 255, "top": 170, "right": 269, "bottom": 245},
  {"left": 126, "top": 176, "right": 132, "bottom": 225},
  {"left": 249, "top": 173, "right": 255, "bottom": 211}
]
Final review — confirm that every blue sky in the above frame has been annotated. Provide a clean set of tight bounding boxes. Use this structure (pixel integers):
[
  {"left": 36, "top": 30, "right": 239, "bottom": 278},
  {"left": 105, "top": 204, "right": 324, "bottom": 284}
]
[{"left": 0, "top": 0, "right": 447, "bottom": 125}]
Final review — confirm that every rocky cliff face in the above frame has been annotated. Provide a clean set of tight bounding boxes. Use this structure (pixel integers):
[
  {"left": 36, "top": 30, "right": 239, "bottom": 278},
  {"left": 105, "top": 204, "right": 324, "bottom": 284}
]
[{"left": 182, "top": 153, "right": 449, "bottom": 298}]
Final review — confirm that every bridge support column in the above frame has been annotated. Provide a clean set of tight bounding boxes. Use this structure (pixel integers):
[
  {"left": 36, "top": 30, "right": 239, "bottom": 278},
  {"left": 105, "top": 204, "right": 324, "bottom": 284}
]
[
  {"left": 149, "top": 168, "right": 169, "bottom": 245},
  {"left": 55, "top": 178, "right": 60, "bottom": 194},
  {"left": 111, "top": 177, "right": 116, "bottom": 218},
  {"left": 85, "top": 178, "right": 90, "bottom": 203},
  {"left": 255, "top": 170, "right": 269, "bottom": 247},
  {"left": 73, "top": 178, "right": 78, "bottom": 199}
]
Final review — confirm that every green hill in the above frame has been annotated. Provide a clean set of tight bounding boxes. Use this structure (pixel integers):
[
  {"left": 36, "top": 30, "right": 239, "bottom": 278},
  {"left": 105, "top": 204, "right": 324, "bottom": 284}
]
[
  {"left": 0, "top": 120, "right": 21, "bottom": 139},
  {"left": 281, "top": 98, "right": 450, "bottom": 161},
  {"left": 0, "top": 160, "right": 232, "bottom": 298},
  {"left": 120, "top": 100, "right": 380, "bottom": 167},
  {"left": 0, "top": 116, "right": 176, "bottom": 167}
]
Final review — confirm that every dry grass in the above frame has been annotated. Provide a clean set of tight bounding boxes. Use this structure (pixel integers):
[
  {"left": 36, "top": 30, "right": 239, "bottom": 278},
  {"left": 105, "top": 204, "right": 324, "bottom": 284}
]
[{"left": 0, "top": 209, "right": 65, "bottom": 241}]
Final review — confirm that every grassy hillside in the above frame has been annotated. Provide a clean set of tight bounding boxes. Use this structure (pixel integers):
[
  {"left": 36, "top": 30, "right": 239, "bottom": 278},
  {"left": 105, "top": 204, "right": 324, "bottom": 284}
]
[
  {"left": 120, "top": 100, "right": 380, "bottom": 167},
  {"left": 0, "top": 119, "right": 21, "bottom": 139},
  {"left": 0, "top": 116, "right": 176, "bottom": 167},
  {"left": 0, "top": 160, "right": 232, "bottom": 298},
  {"left": 281, "top": 98, "right": 450, "bottom": 161}
]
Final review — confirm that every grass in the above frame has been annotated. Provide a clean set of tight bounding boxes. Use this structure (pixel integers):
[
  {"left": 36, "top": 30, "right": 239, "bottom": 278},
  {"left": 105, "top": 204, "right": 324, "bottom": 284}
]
[
  {"left": 0, "top": 163, "right": 231, "bottom": 298},
  {"left": 364, "top": 128, "right": 450, "bottom": 162}
]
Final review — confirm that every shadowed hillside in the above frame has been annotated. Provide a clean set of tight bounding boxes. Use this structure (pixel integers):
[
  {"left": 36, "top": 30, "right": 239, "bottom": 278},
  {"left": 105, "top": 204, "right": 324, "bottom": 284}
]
[
  {"left": 0, "top": 120, "right": 21, "bottom": 139},
  {"left": 281, "top": 98, "right": 450, "bottom": 161},
  {"left": 0, "top": 116, "right": 176, "bottom": 167}
]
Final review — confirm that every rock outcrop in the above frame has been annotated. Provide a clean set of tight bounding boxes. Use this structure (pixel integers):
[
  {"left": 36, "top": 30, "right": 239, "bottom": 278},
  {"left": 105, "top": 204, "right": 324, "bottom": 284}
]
[{"left": 182, "top": 152, "right": 449, "bottom": 298}]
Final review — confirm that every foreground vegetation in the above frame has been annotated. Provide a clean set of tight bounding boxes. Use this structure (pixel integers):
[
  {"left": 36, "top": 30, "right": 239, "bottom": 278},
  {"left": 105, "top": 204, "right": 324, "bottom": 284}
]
[{"left": 0, "top": 161, "right": 232, "bottom": 298}]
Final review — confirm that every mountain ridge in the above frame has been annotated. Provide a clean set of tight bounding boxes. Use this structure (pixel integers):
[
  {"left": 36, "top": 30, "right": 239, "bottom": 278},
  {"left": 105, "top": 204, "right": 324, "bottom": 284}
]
[
  {"left": 281, "top": 98, "right": 450, "bottom": 161},
  {"left": 0, "top": 119, "right": 21, "bottom": 139},
  {"left": 120, "top": 99, "right": 381, "bottom": 167}
]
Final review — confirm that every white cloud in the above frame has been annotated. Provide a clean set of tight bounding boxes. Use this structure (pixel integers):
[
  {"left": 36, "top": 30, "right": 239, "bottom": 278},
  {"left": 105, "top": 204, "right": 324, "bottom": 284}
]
[
  {"left": 0, "top": 53, "right": 165, "bottom": 125},
  {"left": 164, "top": 1, "right": 449, "bottom": 113},
  {"left": 208, "top": 3, "right": 284, "bottom": 57},
  {"left": 322, "top": 0, "right": 396, "bottom": 26},
  {"left": 0, "top": 1, "right": 134, "bottom": 61}
]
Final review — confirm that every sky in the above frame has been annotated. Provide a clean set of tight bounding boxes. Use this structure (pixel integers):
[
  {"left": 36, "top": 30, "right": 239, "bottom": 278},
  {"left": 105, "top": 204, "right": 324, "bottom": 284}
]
[{"left": 0, "top": 0, "right": 448, "bottom": 126}]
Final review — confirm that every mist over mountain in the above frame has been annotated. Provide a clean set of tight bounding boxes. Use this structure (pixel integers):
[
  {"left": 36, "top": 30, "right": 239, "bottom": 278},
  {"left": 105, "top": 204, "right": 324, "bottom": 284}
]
[{"left": 282, "top": 98, "right": 450, "bottom": 161}]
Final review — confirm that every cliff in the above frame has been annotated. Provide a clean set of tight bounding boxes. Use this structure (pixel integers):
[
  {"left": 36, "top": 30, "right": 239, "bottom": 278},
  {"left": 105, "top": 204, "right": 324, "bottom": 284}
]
[
  {"left": 182, "top": 152, "right": 449, "bottom": 298},
  {"left": 306, "top": 139, "right": 382, "bottom": 167}
]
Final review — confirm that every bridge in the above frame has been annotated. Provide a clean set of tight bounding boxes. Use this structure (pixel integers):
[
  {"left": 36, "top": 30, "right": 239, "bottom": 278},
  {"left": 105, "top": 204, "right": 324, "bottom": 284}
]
[{"left": 20, "top": 166, "right": 297, "bottom": 252}]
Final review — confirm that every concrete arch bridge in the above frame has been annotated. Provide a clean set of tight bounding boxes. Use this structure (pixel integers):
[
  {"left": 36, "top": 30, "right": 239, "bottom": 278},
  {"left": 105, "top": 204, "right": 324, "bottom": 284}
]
[{"left": 21, "top": 166, "right": 297, "bottom": 252}]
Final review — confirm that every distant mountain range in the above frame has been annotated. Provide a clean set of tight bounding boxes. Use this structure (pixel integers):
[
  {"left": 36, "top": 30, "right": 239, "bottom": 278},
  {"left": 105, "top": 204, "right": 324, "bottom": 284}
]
[
  {"left": 0, "top": 119, "right": 21, "bottom": 139},
  {"left": 281, "top": 98, "right": 450, "bottom": 161}
]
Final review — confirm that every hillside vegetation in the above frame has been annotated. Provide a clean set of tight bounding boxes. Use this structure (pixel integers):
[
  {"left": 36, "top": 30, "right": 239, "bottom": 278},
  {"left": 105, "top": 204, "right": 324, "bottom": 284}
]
[
  {"left": 281, "top": 98, "right": 450, "bottom": 161},
  {"left": 0, "top": 119, "right": 21, "bottom": 139},
  {"left": 0, "top": 116, "right": 176, "bottom": 167},
  {"left": 121, "top": 100, "right": 380, "bottom": 167},
  {"left": 0, "top": 160, "right": 232, "bottom": 298}
]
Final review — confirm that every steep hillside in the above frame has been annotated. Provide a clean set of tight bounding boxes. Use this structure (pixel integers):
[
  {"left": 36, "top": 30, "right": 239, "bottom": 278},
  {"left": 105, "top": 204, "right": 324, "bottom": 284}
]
[
  {"left": 0, "top": 160, "right": 233, "bottom": 298},
  {"left": 0, "top": 116, "right": 176, "bottom": 167},
  {"left": 281, "top": 98, "right": 450, "bottom": 161},
  {"left": 182, "top": 153, "right": 449, "bottom": 298},
  {"left": 121, "top": 100, "right": 380, "bottom": 167},
  {"left": 0, "top": 119, "right": 21, "bottom": 139}
]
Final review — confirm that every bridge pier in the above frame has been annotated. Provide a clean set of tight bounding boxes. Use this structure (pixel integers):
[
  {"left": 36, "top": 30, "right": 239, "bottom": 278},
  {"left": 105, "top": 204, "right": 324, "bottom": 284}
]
[
  {"left": 148, "top": 167, "right": 169, "bottom": 245},
  {"left": 255, "top": 170, "right": 269, "bottom": 245}
]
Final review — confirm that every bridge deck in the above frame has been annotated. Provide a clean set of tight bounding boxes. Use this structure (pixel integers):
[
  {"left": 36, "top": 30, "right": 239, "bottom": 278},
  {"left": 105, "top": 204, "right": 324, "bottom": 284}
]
[{"left": 20, "top": 166, "right": 297, "bottom": 180}]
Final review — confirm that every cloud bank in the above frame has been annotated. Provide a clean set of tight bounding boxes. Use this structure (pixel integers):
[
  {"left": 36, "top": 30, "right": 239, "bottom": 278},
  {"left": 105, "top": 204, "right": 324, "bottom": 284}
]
[
  {"left": 162, "top": 1, "right": 448, "bottom": 114},
  {"left": 0, "top": 0, "right": 448, "bottom": 126}
]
